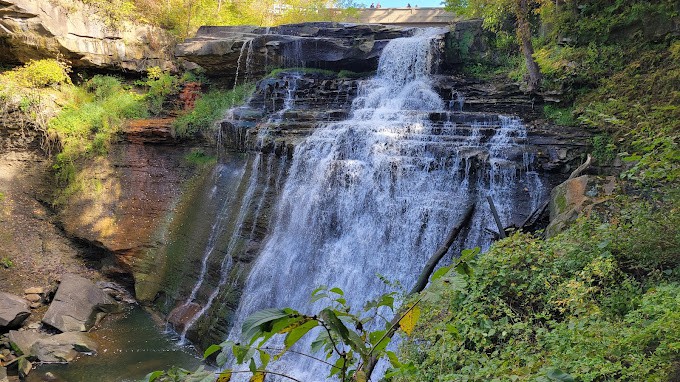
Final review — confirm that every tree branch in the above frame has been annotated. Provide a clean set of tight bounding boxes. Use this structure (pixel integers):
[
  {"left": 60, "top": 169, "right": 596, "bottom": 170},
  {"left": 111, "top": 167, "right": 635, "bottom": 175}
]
[
  {"left": 362, "top": 203, "right": 476, "bottom": 378},
  {"left": 410, "top": 203, "right": 475, "bottom": 294}
]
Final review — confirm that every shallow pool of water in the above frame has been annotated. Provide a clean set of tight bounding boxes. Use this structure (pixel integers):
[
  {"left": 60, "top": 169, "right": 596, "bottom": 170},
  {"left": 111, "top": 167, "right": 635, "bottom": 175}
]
[{"left": 26, "top": 307, "right": 203, "bottom": 382}]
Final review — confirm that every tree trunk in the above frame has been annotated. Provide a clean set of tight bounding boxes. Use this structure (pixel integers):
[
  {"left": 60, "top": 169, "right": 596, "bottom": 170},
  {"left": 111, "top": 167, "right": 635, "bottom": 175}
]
[
  {"left": 516, "top": 0, "right": 542, "bottom": 91},
  {"left": 362, "top": 203, "right": 476, "bottom": 379}
]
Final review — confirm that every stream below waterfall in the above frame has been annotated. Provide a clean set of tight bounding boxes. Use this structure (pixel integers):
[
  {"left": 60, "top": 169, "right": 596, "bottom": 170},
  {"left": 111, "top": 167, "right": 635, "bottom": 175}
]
[{"left": 24, "top": 307, "right": 201, "bottom": 382}]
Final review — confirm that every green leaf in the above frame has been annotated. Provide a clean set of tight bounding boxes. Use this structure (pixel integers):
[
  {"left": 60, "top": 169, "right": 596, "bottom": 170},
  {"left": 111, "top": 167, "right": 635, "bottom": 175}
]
[
  {"left": 455, "top": 262, "right": 474, "bottom": 277},
  {"left": 249, "top": 358, "right": 257, "bottom": 373},
  {"left": 283, "top": 320, "right": 319, "bottom": 350},
  {"left": 460, "top": 247, "right": 480, "bottom": 262},
  {"left": 431, "top": 266, "right": 451, "bottom": 282},
  {"left": 216, "top": 349, "right": 228, "bottom": 367},
  {"left": 242, "top": 308, "right": 294, "bottom": 343},
  {"left": 203, "top": 344, "right": 222, "bottom": 359},
  {"left": 311, "top": 329, "right": 333, "bottom": 355},
  {"left": 379, "top": 294, "right": 395, "bottom": 310},
  {"left": 546, "top": 368, "right": 575, "bottom": 382},
  {"left": 311, "top": 285, "right": 328, "bottom": 296},
  {"left": 386, "top": 350, "right": 402, "bottom": 368},
  {"left": 311, "top": 293, "right": 329, "bottom": 303},
  {"left": 144, "top": 371, "right": 163, "bottom": 382},
  {"left": 259, "top": 350, "right": 271, "bottom": 369},
  {"left": 369, "top": 330, "right": 391, "bottom": 354},
  {"left": 321, "top": 308, "right": 367, "bottom": 355},
  {"left": 330, "top": 356, "right": 345, "bottom": 376},
  {"left": 330, "top": 287, "right": 344, "bottom": 296},
  {"left": 320, "top": 308, "right": 350, "bottom": 339}
]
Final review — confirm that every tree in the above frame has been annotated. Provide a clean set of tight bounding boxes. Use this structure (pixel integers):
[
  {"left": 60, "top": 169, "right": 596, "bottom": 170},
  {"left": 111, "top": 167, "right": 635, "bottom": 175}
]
[{"left": 446, "top": 0, "right": 543, "bottom": 91}]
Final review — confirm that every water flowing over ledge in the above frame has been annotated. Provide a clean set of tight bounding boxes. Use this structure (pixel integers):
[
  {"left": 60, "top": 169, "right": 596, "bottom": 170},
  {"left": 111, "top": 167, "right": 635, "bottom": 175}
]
[{"left": 212, "top": 28, "right": 546, "bottom": 380}]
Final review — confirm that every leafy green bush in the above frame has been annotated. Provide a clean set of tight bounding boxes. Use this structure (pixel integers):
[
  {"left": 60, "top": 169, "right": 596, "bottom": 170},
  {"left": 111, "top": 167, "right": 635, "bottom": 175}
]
[
  {"left": 1, "top": 59, "right": 71, "bottom": 88},
  {"left": 173, "top": 83, "right": 255, "bottom": 138},
  {"left": 138, "top": 67, "right": 179, "bottom": 115},
  {"left": 49, "top": 75, "right": 147, "bottom": 198},
  {"left": 396, "top": 193, "right": 680, "bottom": 381},
  {"left": 591, "top": 134, "right": 616, "bottom": 164},
  {"left": 543, "top": 105, "right": 577, "bottom": 126}
]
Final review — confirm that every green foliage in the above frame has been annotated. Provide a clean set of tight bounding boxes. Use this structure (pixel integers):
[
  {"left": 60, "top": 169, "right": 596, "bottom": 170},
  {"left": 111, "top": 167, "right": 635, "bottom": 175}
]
[
  {"left": 395, "top": 193, "right": 680, "bottom": 381},
  {"left": 1, "top": 257, "right": 13, "bottom": 269},
  {"left": 543, "top": 105, "right": 577, "bottom": 126},
  {"left": 591, "top": 134, "right": 616, "bottom": 164},
  {"left": 74, "top": 0, "right": 137, "bottom": 29},
  {"left": 184, "top": 149, "right": 216, "bottom": 166},
  {"left": 266, "top": 67, "right": 338, "bottom": 79},
  {"left": 138, "top": 67, "right": 180, "bottom": 115},
  {"left": 173, "top": 83, "right": 255, "bottom": 138},
  {"left": 1, "top": 59, "right": 71, "bottom": 88},
  {"left": 49, "top": 75, "right": 147, "bottom": 200},
  {"left": 575, "top": 45, "right": 679, "bottom": 185}
]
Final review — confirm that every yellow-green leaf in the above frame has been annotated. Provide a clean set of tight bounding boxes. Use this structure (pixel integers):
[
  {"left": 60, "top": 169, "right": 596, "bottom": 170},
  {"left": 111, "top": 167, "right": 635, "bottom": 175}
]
[
  {"left": 217, "top": 370, "right": 232, "bottom": 382},
  {"left": 249, "top": 372, "right": 265, "bottom": 382},
  {"left": 398, "top": 305, "right": 421, "bottom": 336}
]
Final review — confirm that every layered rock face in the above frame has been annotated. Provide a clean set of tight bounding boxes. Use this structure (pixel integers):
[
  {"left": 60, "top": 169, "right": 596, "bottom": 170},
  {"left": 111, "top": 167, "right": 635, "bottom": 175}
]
[
  {"left": 176, "top": 23, "right": 419, "bottom": 79},
  {"left": 0, "top": 0, "right": 175, "bottom": 72}
]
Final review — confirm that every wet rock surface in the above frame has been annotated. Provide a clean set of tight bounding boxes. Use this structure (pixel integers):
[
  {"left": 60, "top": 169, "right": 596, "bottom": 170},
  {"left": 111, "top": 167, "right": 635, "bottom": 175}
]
[{"left": 176, "top": 22, "right": 419, "bottom": 79}]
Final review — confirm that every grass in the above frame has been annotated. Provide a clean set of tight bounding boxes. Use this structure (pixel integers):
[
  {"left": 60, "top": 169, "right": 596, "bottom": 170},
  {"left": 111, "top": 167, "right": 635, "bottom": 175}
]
[
  {"left": 49, "top": 75, "right": 148, "bottom": 196},
  {"left": 173, "top": 83, "right": 255, "bottom": 138},
  {"left": 543, "top": 104, "right": 577, "bottom": 126}
]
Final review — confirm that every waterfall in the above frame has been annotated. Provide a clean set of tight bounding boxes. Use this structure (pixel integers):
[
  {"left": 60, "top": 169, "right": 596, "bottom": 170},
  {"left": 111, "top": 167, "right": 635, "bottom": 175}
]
[
  {"left": 221, "top": 28, "right": 545, "bottom": 380},
  {"left": 233, "top": 39, "right": 254, "bottom": 88}
]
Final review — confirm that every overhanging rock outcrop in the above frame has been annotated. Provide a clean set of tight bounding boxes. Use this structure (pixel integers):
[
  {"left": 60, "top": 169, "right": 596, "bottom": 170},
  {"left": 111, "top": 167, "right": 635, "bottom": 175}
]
[
  {"left": 176, "top": 23, "right": 421, "bottom": 78},
  {"left": 0, "top": 0, "right": 175, "bottom": 72}
]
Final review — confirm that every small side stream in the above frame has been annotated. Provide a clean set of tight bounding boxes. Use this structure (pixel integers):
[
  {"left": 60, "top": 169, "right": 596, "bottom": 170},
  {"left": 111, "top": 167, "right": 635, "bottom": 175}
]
[{"left": 25, "top": 307, "right": 202, "bottom": 382}]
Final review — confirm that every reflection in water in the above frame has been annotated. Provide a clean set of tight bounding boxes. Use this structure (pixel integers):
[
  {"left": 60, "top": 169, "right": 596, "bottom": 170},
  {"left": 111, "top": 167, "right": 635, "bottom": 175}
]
[{"left": 25, "top": 307, "right": 201, "bottom": 382}]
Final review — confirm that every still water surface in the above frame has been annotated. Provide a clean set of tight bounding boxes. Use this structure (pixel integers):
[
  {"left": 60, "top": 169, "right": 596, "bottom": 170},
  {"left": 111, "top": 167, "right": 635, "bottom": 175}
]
[{"left": 26, "top": 307, "right": 202, "bottom": 382}]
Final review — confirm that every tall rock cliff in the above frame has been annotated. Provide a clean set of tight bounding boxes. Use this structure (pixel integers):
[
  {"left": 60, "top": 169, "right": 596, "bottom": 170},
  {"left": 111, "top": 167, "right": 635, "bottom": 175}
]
[{"left": 0, "top": 0, "right": 175, "bottom": 72}]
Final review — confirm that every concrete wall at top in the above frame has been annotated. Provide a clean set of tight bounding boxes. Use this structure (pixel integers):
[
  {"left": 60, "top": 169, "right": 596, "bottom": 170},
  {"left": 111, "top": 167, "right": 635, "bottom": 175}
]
[{"left": 351, "top": 7, "right": 459, "bottom": 26}]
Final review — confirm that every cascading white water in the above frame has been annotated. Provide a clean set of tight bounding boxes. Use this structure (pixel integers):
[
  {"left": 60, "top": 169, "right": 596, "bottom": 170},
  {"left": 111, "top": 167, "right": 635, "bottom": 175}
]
[
  {"left": 225, "top": 29, "right": 545, "bottom": 380},
  {"left": 233, "top": 39, "right": 254, "bottom": 89}
]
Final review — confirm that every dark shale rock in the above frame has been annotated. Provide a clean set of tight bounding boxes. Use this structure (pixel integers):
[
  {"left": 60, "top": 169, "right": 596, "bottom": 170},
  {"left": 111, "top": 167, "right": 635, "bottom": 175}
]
[
  {"left": 7, "top": 330, "right": 47, "bottom": 357},
  {"left": 176, "top": 22, "right": 419, "bottom": 79},
  {"left": 31, "top": 332, "right": 97, "bottom": 363},
  {"left": 0, "top": 292, "right": 30, "bottom": 331},
  {"left": 42, "top": 274, "right": 118, "bottom": 332}
]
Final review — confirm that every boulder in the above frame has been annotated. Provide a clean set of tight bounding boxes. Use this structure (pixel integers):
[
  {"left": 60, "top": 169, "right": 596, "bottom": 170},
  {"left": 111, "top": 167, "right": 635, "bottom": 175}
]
[
  {"left": 546, "top": 175, "right": 617, "bottom": 237},
  {"left": 31, "top": 332, "right": 97, "bottom": 363},
  {"left": 0, "top": 0, "right": 175, "bottom": 72},
  {"left": 7, "top": 330, "right": 48, "bottom": 357},
  {"left": 0, "top": 292, "right": 30, "bottom": 331},
  {"left": 176, "top": 23, "right": 419, "bottom": 78},
  {"left": 42, "top": 274, "right": 118, "bottom": 332},
  {"left": 0, "top": 366, "right": 7, "bottom": 382}
]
